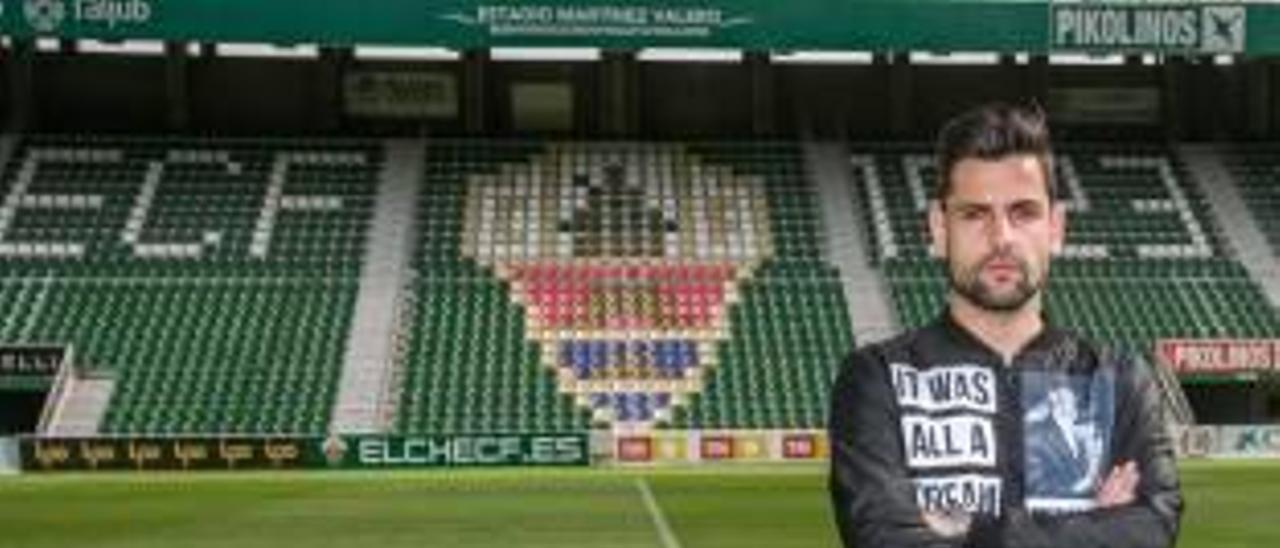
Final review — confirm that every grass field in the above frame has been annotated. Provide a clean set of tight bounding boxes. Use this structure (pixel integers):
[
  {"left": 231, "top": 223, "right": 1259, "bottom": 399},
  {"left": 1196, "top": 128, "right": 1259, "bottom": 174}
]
[{"left": 0, "top": 460, "right": 1276, "bottom": 547}]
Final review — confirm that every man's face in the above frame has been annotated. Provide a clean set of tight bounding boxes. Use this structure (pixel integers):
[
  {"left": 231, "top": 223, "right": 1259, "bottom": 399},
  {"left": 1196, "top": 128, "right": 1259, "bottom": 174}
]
[{"left": 929, "top": 154, "right": 1065, "bottom": 313}]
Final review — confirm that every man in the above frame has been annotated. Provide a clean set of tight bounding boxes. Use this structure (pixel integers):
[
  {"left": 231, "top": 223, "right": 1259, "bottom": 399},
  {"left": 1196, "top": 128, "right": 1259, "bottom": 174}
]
[{"left": 828, "top": 103, "right": 1182, "bottom": 547}]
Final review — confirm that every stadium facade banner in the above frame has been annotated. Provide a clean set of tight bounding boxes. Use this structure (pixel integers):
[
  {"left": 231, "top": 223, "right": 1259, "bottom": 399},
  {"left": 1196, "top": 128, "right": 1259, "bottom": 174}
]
[
  {"left": 1156, "top": 339, "right": 1279, "bottom": 375},
  {"left": 18, "top": 433, "right": 590, "bottom": 471},
  {"left": 6, "top": 0, "right": 1280, "bottom": 53},
  {"left": 614, "top": 430, "right": 827, "bottom": 464},
  {"left": 0, "top": 0, "right": 1041, "bottom": 51},
  {"left": 4, "top": 0, "right": 1280, "bottom": 53},
  {"left": 1050, "top": 2, "right": 1248, "bottom": 54}
]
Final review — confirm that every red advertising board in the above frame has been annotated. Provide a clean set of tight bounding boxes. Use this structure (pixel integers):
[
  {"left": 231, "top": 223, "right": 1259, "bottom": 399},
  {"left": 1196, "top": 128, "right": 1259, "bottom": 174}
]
[
  {"left": 782, "top": 434, "right": 817, "bottom": 459},
  {"left": 699, "top": 436, "right": 734, "bottom": 461},
  {"left": 1156, "top": 339, "right": 1279, "bottom": 375},
  {"left": 617, "top": 437, "right": 653, "bottom": 463}
]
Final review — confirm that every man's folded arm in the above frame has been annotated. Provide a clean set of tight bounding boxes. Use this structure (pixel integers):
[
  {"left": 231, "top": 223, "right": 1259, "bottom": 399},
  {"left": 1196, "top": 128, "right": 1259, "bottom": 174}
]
[
  {"left": 829, "top": 351, "right": 967, "bottom": 548},
  {"left": 969, "top": 357, "right": 1182, "bottom": 548}
]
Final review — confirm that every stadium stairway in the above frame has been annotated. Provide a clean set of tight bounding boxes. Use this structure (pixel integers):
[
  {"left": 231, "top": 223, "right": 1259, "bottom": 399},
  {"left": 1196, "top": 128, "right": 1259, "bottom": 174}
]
[
  {"left": 807, "top": 142, "right": 897, "bottom": 344},
  {"left": 1219, "top": 144, "right": 1280, "bottom": 256},
  {"left": 43, "top": 373, "right": 113, "bottom": 435},
  {"left": 329, "top": 139, "right": 424, "bottom": 435},
  {"left": 1180, "top": 145, "right": 1280, "bottom": 309}
]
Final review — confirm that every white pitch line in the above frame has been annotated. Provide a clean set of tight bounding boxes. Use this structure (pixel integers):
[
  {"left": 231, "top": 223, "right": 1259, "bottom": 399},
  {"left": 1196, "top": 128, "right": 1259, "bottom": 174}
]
[{"left": 636, "top": 477, "right": 683, "bottom": 548}]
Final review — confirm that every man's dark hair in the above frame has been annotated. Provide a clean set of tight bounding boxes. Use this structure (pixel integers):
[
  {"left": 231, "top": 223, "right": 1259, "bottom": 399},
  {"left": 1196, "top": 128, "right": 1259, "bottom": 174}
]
[{"left": 934, "top": 102, "right": 1057, "bottom": 204}]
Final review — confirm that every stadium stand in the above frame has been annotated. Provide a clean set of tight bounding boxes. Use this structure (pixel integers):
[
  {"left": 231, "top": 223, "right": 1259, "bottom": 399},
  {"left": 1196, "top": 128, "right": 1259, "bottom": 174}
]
[
  {"left": 6, "top": 135, "right": 1274, "bottom": 437},
  {"left": 0, "top": 135, "right": 381, "bottom": 434},
  {"left": 850, "top": 144, "right": 1280, "bottom": 358},
  {"left": 395, "top": 140, "right": 852, "bottom": 433}
]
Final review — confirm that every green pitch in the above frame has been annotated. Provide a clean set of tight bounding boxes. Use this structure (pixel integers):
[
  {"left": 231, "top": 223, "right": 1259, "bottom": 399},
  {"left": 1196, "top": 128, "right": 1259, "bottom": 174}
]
[{"left": 0, "top": 460, "right": 1275, "bottom": 547}]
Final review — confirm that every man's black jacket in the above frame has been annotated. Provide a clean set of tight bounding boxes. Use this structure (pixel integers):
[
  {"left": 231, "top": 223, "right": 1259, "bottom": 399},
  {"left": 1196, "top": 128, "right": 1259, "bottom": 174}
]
[{"left": 828, "top": 312, "right": 1183, "bottom": 547}]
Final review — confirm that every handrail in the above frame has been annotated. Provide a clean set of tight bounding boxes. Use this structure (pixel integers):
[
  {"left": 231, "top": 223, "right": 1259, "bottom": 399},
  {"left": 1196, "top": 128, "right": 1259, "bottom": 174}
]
[{"left": 35, "top": 358, "right": 73, "bottom": 435}]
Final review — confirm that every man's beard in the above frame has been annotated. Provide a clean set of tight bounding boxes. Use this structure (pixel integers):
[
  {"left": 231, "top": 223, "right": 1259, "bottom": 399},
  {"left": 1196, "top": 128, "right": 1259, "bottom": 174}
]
[{"left": 948, "top": 250, "right": 1045, "bottom": 313}]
